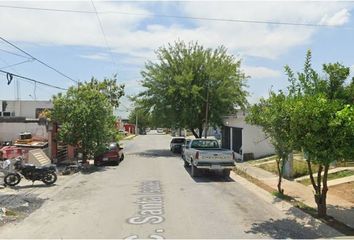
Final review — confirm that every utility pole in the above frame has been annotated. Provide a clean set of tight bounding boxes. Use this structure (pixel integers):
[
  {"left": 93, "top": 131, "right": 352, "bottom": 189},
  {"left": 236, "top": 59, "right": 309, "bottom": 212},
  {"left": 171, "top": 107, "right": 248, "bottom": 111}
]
[{"left": 204, "top": 87, "right": 209, "bottom": 139}]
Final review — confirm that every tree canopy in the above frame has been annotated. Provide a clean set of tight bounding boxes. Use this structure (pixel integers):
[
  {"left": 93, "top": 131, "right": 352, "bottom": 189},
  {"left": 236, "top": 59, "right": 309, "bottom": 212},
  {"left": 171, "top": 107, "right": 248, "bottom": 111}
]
[
  {"left": 136, "top": 41, "right": 248, "bottom": 138},
  {"left": 247, "top": 50, "right": 354, "bottom": 217},
  {"left": 51, "top": 77, "right": 124, "bottom": 162},
  {"left": 246, "top": 91, "right": 293, "bottom": 194}
]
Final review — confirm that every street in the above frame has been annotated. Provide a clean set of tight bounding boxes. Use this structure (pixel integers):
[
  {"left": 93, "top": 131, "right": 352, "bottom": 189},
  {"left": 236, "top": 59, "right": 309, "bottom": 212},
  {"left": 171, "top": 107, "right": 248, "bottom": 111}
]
[{"left": 0, "top": 132, "right": 340, "bottom": 239}]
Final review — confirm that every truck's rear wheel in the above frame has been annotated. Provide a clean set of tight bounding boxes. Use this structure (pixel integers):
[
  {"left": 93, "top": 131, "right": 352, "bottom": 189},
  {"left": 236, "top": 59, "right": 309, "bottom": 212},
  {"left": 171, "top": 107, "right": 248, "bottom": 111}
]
[
  {"left": 191, "top": 162, "right": 199, "bottom": 177},
  {"left": 223, "top": 169, "right": 231, "bottom": 178}
]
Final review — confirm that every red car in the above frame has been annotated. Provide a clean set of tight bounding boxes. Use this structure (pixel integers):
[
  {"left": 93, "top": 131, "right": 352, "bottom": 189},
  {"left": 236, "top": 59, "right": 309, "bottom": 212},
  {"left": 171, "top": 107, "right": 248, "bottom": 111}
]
[{"left": 94, "top": 142, "right": 124, "bottom": 166}]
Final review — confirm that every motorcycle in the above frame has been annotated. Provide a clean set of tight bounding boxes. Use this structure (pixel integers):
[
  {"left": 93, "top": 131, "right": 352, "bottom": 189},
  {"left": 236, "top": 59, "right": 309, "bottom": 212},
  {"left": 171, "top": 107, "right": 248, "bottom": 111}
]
[{"left": 4, "top": 157, "right": 57, "bottom": 186}]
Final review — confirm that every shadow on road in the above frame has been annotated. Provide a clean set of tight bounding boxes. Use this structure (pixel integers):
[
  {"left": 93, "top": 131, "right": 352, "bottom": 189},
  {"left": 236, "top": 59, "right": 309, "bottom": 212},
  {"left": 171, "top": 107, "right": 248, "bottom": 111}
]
[
  {"left": 9, "top": 183, "right": 57, "bottom": 190},
  {"left": 245, "top": 218, "right": 323, "bottom": 239},
  {"left": 134, "top": 149, "right": 177, "bottom": 158},
  {"left": 184, "top": 166, "right": 235, "bottom": 183}
]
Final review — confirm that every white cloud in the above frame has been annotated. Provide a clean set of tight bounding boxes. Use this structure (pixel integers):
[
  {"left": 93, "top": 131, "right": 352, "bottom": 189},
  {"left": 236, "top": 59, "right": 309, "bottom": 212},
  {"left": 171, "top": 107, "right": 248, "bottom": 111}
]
[
  {"left": 79, "top": 53, "right": 110, "bottom": 61},
  {"left": 0, "top": 1, "right": 352, "bottom": 61},
  {"left": 243, "top": 66, "right": 281, "bottom": 79},
  {"left": 320, "top": 9, "right": 350, "bottom": 26}
]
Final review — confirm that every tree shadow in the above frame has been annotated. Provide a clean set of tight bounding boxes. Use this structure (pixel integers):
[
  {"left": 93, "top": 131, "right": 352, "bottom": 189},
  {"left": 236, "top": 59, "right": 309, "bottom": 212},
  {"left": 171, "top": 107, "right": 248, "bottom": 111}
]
[
  {"left": 134, "top": 149, "right": 177, "bottom": 158},
  {"left": 326, "top": 205, "right": 354, "bottom": 234},
  {"left": 184, "top": 166, "right": 235, "bottom": 183},
  {"left": 79, "top": 165, "right": 110, "bottom": 175},
  {"left": 245, "top": 218, "right": 326, "bottom": 239}
]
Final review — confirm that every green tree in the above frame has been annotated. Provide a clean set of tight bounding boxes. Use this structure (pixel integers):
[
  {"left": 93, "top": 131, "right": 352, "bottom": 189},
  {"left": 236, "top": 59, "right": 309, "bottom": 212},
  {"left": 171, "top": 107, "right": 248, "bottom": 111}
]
[
  {"left": 137, "top": 41, "right": 248, "bottom": 138},
  {"left": 128, "top": 107, "right": 151, "bottom": 131},
  {"left": 285, "top": 50, "right": 353, "bottom": 217},
  {"left": 52, "top": 82, "right": 121, "bottom": 162},
  {"left": 86, "top": 75, "right": 125, "bottom": 108},
  {"left": 246, "top": 91, "right": 293, "bottom": 195}
]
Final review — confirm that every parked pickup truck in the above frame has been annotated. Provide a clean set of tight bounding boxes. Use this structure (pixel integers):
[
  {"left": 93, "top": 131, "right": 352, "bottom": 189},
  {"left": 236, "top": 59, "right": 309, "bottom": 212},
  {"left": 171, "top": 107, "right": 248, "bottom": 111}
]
[{"left": 183, "top": 138, "right": 235, "bottom": 177}]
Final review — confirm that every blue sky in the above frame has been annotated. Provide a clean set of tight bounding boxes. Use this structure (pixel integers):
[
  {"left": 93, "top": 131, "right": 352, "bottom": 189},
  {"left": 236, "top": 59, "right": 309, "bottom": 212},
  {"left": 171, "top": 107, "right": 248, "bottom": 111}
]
[{"left": 0, "top": 1, "right": 353, "bottom": 118}]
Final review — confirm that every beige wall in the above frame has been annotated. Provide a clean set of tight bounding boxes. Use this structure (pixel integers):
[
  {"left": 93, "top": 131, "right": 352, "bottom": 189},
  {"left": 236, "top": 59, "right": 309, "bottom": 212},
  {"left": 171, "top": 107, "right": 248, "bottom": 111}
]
[
  {"left": 1, "top": 100, "right": 53, "bottom": 118},
  {"left": 0, "top": 122, "right": 48, "bottom": 142}
]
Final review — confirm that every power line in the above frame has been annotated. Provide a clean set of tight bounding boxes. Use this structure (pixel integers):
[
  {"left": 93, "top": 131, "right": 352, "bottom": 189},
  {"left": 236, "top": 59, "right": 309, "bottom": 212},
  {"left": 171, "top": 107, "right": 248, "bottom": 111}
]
[
  {"left": 0, "top": 59, "right": 35, "bottom": 70},
  {"left": 90, "top": 0, "right": 117, "bottom": 66},
  {"left": 0, "top": 36, "right": 79, "bottom": 84},
  {"left": 0, "top": 4, "right": 350, "bottom": 28},
  {"left": 0, "top": 47, "right": 32, "bottom": 59},
  {"left": 0, "top": 69, "right": 68, "bottom": 90}
]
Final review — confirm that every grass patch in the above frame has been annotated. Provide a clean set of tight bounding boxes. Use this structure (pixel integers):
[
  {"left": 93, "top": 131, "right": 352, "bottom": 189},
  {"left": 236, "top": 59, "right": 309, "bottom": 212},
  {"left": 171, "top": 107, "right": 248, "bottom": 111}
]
[
  {"left": 116, "top": 133, "right": 125, "bottom": 141},
  {"left": 258, "top": 159, "right": 319, "bottom": 179},
  {"left": 298, "top": 170, "right": 354, "bottom": 186},
  {"left": 247, "top": 155, "right": 278, "bottom": 165},
  {"left": 4, "top": 209, "right": 17, "bottom": 216}
]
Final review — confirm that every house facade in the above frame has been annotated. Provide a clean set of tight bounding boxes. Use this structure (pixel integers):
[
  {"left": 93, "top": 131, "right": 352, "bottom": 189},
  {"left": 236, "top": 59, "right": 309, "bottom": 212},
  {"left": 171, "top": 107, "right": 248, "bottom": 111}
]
[
  {"left": 222, "top": 111, "right": 274, "bottom": 160},
  {"left": 0, "top": 100, "right": 52, "bottom": 143}
]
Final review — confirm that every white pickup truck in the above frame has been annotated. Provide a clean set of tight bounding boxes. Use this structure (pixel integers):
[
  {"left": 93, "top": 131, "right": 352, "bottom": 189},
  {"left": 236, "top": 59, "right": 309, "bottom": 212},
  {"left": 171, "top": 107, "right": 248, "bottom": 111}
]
[{"left": 183, "top": 138, "right": 235, "bottom": 177}]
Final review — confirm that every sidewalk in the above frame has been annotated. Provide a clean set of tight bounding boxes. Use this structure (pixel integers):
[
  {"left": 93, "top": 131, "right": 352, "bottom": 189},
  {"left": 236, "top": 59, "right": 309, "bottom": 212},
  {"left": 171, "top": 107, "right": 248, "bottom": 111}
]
[
  {"left": 123, "top": 134, "right": 136, "bottom": 140},
  {"left": 236, "top": 162, "right": 354, "bottom": 229}
]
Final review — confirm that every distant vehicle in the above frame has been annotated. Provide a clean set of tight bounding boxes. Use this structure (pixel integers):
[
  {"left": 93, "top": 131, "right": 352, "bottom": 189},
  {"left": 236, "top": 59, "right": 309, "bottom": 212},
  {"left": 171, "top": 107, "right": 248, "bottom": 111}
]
[
  {"left": 139, "top": 129, "right": 147, "bottom": 135},
  {"left": 94, "top": 142, "right": 124, "bottom": 166},
  {"left": 183, "top": 139, "right": 235, "bottom": 177},
  {"left": 157, "top": 128, "right": 164, "bottom": 133},
  {"left": 170, "top": 137, "right": 185, "bottom": 153},
  {"left": 118, "top": 129, "right": 128, "bottom": 136},
  {"left": 146, "top": 128, "right": 151, "bottom": 132}
]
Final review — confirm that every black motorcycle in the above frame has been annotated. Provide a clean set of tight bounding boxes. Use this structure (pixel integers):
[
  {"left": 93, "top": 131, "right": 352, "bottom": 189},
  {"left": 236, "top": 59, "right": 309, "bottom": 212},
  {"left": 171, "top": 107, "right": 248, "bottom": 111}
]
[{"left": 4, "top": 157, "right": 57, "bottom": 186}]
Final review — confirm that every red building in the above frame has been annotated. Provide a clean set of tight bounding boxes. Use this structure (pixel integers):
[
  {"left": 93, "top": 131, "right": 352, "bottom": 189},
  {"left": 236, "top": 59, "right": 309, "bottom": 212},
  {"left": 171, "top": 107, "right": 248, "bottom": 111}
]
[{"left": 124, "top": 123, "right": 135, "bottom": 134}]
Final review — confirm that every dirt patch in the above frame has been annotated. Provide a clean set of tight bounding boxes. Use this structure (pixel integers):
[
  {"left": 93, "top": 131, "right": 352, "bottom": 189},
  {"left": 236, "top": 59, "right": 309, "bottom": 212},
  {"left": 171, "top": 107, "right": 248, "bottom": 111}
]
[
  {"left": 329, "top": 182, "right": 354, "bottom": 204},
  {"left": 0, "top": 194, "right": 45, "bottom": 226}
]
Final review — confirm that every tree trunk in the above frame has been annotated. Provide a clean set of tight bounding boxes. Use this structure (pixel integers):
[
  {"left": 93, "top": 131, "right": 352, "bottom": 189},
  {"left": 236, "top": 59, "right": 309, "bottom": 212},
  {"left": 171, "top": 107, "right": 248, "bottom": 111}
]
[
  {"left": 317, "top": 164, "right": 329, "bottom": 218},
  {"left": 275, "top": 158, "right": 284, "bottom": 194},
  {"left": 191, "top": 128, "right": 199, "bottom": 138},
  {"left": 198, "top": 126, "right": 203, "bottom": 138},
  {"left": 306, "top": 159, "right": 318, "bottom": 192},
  {"left": 82, "top": 152, "right": 88, "bottom": 163}
]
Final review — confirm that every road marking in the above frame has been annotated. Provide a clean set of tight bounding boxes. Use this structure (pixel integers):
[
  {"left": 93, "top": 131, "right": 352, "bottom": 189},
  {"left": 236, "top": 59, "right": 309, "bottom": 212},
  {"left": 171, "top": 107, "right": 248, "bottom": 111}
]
[{"left": 125, "top": 180, "right": 165, "bottom": 239}]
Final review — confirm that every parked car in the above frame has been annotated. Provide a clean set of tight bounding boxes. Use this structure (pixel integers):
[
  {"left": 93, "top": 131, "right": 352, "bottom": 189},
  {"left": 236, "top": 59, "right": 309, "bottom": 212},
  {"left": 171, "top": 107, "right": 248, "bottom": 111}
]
[
  {"left": 157, "top": 128, "right": 164, "bottom": 134},
  {"left": 94, "top": 142, "right": 124, "bottom": 166},
  {"left": 118, "top": 129, "right": 128, "bottom": 136},
  {"left": 181, "top": 139, "right": 191, "bottom": 160},
  {"left": 183, "top": 139, "right": 235, "bottom": 177},
  {"left": 170, "top": 137, "right": 185, "bottom": 153}
]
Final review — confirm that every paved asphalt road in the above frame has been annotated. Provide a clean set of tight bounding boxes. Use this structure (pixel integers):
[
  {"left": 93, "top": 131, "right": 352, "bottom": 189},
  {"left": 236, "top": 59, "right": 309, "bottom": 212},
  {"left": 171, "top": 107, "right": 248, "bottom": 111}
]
[{"left": 0, "top": 132, "right": 340, "bottom": 239}]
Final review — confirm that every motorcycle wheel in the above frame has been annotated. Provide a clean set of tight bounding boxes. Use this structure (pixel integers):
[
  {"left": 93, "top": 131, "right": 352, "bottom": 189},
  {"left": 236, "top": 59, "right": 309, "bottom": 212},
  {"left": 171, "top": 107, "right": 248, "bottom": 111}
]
[
  {"left": 42, "top": 172, "right": 57, "bottom": 185},
  {"left": 4, "top": 173, "right": 21, "bottom": 186}
]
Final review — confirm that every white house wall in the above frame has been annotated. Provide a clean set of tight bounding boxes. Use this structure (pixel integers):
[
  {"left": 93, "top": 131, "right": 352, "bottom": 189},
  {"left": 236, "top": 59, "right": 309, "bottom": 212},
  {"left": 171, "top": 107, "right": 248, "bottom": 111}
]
[
  {"left": 242, "top": 124, "right": 274, "bottom": 159},
  {"left": 0, "top": 122, "right": 48, "bottom": 142},
  {"left": 223, "top": 113, "right": 274, "bottom": 159}
]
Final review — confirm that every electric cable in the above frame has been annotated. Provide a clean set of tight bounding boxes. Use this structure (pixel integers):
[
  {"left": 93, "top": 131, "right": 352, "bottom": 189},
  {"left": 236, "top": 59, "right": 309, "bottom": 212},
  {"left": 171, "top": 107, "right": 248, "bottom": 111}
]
[
  {"left": 0, "top": 47, "right": 32, "bottom": 59},
  {"left": 0, "top": 36, "right": 79, "bottom": 84},
  {"left": 0, "top": 4, "right": 350, "bottom": 28},
  {"left": 0, "top": 69, "right": 68, "bottom": 90},
  {"left": 90, "top": 0, "right": 117, "bottom": 66},
  {"left": 0, "top": 59, "right": 35, "bottom": 70}
]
